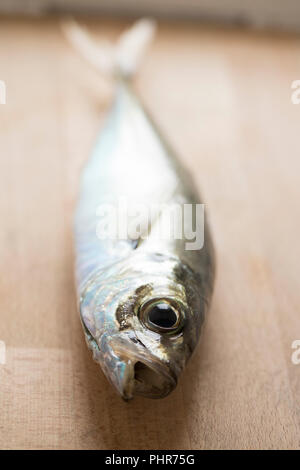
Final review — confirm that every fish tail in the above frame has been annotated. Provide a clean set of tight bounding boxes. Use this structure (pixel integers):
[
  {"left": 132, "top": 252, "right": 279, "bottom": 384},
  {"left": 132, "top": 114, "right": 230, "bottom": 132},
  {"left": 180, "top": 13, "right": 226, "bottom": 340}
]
[{"left": 61, "top": 17, "right": 156, "bottom": 80}]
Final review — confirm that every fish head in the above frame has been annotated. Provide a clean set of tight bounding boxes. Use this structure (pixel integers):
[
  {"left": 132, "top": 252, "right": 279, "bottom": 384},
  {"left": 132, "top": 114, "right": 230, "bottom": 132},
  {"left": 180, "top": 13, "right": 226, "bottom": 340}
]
[{"left": 80, "top": 251, "right": 207, "bottom": 400}]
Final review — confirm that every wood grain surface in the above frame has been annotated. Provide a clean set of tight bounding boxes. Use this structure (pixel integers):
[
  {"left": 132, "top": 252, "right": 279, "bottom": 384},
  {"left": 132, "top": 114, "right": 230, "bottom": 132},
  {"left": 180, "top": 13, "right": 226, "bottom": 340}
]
[{"left": 0, "top": 16, "right": 300, "bottom": 450}]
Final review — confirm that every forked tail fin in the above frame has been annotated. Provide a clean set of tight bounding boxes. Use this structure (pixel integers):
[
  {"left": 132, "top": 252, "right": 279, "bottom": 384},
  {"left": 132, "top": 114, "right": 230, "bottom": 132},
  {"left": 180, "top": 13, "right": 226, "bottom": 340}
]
[{"left": 61, "top": 18, "right": 156, "bottom": 80}]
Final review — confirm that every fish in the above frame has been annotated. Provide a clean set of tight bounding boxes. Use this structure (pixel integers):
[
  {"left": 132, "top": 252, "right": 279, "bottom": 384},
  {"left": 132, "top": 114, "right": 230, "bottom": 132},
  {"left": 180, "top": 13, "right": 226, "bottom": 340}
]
[{"left": 69, "top": 20, "right": 215, "bottom": 399}]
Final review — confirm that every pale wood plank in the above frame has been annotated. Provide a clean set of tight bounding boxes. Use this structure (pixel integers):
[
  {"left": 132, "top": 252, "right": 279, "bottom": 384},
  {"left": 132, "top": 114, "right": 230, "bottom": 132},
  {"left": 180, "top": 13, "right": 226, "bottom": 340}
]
[{"left": 0, "top": 17, "right": 299, "bottom": 449}]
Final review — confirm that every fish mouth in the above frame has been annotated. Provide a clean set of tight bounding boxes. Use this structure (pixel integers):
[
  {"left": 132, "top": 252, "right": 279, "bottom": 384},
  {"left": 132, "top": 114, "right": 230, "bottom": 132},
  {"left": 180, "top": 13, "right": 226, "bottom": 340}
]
[{"left": 108, "top": 337, "right": 177, "bottom": 400}]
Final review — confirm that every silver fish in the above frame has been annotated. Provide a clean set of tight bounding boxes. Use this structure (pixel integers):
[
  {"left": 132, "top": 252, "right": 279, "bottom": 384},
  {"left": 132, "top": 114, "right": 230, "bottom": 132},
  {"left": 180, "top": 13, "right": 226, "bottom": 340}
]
[
  {"left": 74, "top": 75, "right": 215, "bottom": 399},
  {"left": 71, "top": 20, "right": 215, "bottom": 399}
]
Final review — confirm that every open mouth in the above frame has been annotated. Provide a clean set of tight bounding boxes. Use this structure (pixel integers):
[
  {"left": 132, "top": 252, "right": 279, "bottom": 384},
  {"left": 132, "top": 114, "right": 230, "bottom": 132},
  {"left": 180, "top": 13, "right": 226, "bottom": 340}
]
[
  {"left": 132, "top": 360, "right": 176, "bottom": 399},
  {"left": 108, "top": 338, "right": 177, "bottom": 400}
]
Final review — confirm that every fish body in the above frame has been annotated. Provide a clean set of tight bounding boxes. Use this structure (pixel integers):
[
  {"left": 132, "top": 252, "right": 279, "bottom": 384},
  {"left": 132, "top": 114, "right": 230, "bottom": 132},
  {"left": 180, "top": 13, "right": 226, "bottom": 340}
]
[{"left": 74, "top": 78, "right": 215, "bottom": 399}]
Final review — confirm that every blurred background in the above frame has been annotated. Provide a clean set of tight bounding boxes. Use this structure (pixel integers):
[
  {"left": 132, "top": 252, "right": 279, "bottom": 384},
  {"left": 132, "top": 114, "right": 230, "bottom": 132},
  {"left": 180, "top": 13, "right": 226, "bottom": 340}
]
[
  {"left": 0, "top": 0, "right": 300, "bottom": 450},
  {"left": 1, "top": 0, "right": 300, "bottom": 31}
]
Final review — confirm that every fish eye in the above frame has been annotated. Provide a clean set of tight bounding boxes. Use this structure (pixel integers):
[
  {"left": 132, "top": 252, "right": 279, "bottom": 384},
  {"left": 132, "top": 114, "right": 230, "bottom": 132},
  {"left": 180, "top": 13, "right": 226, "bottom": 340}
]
[
  {"left": 148, "top": 303, "right": 177, "bottom": 328},
  {"left": 139, "top": 299, "right": 183, "bottom": 334}
]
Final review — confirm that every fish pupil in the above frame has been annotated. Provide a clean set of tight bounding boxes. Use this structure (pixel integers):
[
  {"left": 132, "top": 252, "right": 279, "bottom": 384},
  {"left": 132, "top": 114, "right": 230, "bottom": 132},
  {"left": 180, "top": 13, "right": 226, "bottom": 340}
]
[{"left": 147, "top": 303, "right": 178, "bottom": 329}]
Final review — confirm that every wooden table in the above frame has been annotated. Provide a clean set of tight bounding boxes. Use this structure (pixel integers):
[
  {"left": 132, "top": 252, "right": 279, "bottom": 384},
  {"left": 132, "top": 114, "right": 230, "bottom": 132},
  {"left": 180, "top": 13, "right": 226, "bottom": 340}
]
[{"left": 0, "top": 16, "right": 300, "bottom": 450}]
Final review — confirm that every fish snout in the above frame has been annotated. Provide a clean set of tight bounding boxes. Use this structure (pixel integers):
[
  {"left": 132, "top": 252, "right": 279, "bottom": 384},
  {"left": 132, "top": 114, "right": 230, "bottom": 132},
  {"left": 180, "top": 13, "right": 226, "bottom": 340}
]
[{"left": 101, "top": 334, "right": 177, "bottom": 400}]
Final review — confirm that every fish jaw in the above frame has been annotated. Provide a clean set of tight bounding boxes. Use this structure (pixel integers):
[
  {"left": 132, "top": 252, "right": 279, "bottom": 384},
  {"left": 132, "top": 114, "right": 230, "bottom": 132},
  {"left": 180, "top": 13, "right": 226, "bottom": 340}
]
[{"left": 96, "top": 333, "right": 177, "bottom": 400}]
